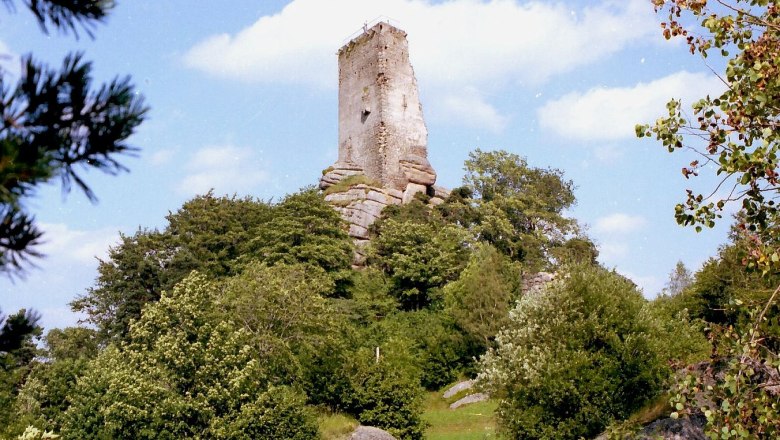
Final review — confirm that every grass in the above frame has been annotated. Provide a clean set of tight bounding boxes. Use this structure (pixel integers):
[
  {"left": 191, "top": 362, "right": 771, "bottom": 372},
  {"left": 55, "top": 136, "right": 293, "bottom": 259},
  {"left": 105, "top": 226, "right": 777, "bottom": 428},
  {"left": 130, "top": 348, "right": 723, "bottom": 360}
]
[
  {"left": 323, "top": 174, "right": 380, "bottom": 196},
  {"left": 317, "top": 390, "right": 501, "bottom": 440},
  {"left": 318, "top": 411, "right": 359, "bottom": 440},
  {"left": 422, "top": 392, "right": 501, "bottom": 440},
  {"left": 626, "top": 393, "right": 672, "bottom": 426}
]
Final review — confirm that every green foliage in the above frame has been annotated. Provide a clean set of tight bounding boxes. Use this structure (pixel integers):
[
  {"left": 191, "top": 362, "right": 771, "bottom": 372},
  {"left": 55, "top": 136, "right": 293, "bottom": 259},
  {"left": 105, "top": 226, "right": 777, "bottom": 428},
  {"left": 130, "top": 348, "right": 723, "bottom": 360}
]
[
  {"left": 165, "top": 191, "right": 273, "bottom": 277},
  {"left": 210, "top": 385, "right": 318, "bottom": 440},
  {"left": 220, "top": 261, "right": 342, "bottom": 390},
  {"left": 441, "top": 149, "right": 580, "bottom": 270},
  {"left": 344, "top": 268, "right": 399, "bottom": 323},
  {"left": 638, "top": 1, "right": 780, "bottom": 266},
  {"left": 70, "top": 229, "right": 178, "bottom": 342},
  {"left": 0, "top": 2, "right": 146, "bottom": 275},
  {"left": 371, "top": 197, "right": 442, "bottom": 236},
  {"left": 10, "top": 328, "right": 100, "bottom": 434},
  {"left": 478, "top": 265, "right": 687, "bottom": 440},
  {"left": 670, "top": 325, "right": 780, "bottom": 439},
  {"left": 640, "top": 4, "right": 780, "bottom": 437},
  {"left": 2, "top": 0, "right": 110, "bottom": 37},
  {"left": 369, "top": 218, "right": 471, "bottom": 310},
  {"left": 444, "top": 244, "right": 521, "bottom": 350},
  {"left": 550, "top": 236, "right": 600, "bottom": 266},
  {"left": 243, "top": 188, "right": 353, "bottom": 294},
  {"left": 11, "top": 426, "right": 59, "bottom": 440},
  {"left": 61, "top": 272, "right": 316, "bottom": 439},
  {"left": 369, "top": 310, "right": 473, "bottom": 390},
  {"left": 677, "top": 239, "right": 779, "bottom": 339},
  {"left": 0, "top": 309, "right": 41, "bottom": 437},
  {"left": 342, "top": 348, "right": 428, "bottom": 440},
  {"left": 71, "top": 192, "right": 273, "bottom": 342}
]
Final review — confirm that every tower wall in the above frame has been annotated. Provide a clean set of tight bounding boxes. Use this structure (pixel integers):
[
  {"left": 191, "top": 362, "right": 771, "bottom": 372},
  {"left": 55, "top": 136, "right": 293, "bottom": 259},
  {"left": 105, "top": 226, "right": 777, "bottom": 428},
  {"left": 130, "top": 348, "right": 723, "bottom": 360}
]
[
  {"left": 320, "top": 22, "right": 448, "bottom": 252},
  {"left": 334, "top": 22, "right": 434, "bottom": 191}
]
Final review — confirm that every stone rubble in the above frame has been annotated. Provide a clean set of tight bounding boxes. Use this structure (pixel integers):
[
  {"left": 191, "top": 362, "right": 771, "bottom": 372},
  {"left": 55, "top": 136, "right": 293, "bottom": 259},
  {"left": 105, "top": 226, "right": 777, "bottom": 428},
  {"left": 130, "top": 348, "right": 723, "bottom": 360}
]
[{"left": 349, "top": 426, "right": 397, "bottom": 440}]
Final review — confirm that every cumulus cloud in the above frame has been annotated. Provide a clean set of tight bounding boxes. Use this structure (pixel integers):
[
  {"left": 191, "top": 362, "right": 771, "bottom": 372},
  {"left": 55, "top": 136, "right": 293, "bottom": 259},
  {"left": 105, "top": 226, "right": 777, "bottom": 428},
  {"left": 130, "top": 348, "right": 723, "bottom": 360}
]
[
  {"left": 184, "top": 0, "right": 656, "bottom": 89},
  {"left": 593, "top": 212, "right": 647, "bottom": 235},
  {"left": 177, "top": 145, "right": 268, "bottom": 196},
  {"left": 538, "top": 70, "right": 726, "bottom": 141},
  {"left": 37, "top": 223, "right": 120, "bottom": 264},
  {"left": 433, "top": 88, "right": 508, "bottom": 132}
]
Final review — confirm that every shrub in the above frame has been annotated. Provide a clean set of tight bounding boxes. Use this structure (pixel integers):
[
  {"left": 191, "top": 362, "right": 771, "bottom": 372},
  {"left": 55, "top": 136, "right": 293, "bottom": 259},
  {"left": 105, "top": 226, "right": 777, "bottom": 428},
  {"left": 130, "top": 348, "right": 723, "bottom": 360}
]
[
  {"left": 343, "top": 348, "right": 428, "bottom": 440},
  {"left": 478, "top": 265, "right": 673, "bottom": 439}
]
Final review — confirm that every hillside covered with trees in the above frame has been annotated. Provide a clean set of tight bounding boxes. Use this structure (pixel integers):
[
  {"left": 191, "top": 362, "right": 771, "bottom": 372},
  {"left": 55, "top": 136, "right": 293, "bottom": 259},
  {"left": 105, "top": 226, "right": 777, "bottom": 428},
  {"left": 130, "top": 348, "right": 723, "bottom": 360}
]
[{"left": 2, "top": 0, "right": 780, "bottom": 439}]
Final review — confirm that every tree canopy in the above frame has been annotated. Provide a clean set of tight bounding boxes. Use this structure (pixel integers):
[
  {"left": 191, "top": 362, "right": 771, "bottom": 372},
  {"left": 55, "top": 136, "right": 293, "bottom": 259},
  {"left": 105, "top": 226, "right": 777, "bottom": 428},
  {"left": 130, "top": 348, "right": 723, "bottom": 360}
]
[{"left": 440, "top": 149, "right": 583, "bottom": 270}]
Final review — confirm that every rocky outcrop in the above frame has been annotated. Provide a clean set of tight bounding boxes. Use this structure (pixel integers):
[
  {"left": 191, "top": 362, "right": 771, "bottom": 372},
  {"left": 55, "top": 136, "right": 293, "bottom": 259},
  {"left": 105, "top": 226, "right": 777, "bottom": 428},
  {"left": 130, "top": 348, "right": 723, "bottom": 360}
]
[
  {"left": 320, "top": 162, "right": 364, "bottom": 188},
  {"left": 349, "top": 426, "right": 397, "bottom": 440},
  {"left": 323, "top": 178, "right": 448, "bottom": 260},
  {"left": 449, "top": 393, "right": 489, "bottom": 409},
  {"left": 324, "top": 184, "right": 402, "bottom": 239},
  {"left": 522, "top": 271, "right": 556, "bottom": 293},
  {"left": 442, "top": 380, "right": 475, "bottom": 399},
  {"left": 400, "top": 153, "right": 436, "bottom": 186},
  {"left": 634, "top": 414, "right": 707, "bottom": 440},
  {"left": 320, "top": 22, "right": 447, "bottom": 251}
]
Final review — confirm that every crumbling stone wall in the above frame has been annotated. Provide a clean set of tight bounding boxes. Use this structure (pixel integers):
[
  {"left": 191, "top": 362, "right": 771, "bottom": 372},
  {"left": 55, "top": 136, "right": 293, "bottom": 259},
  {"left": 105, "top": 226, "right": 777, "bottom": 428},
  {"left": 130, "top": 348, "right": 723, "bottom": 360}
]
[{"left": 321, "top": 22, "right": 447, "bottom": 250}]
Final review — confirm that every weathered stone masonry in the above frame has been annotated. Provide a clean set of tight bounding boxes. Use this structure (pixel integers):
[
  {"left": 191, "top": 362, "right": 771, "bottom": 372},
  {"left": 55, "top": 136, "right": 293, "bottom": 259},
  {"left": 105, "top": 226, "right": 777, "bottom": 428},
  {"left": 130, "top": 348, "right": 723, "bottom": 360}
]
[{"left": 320, "top": 22, "right": 448, "bottom": 261}]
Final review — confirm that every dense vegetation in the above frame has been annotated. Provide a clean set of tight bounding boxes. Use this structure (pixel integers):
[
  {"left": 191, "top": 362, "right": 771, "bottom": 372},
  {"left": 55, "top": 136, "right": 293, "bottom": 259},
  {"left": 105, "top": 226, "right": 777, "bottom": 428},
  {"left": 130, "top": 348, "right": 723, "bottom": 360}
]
[
  {"left": 0, "top": 150, "right": 612, "bottom": 439},
  {"left": 2, "top": 1, "right": 779, "bottom": 439},
  {"left": 1, "top": 147, "right": 744, "bottom": 440}
]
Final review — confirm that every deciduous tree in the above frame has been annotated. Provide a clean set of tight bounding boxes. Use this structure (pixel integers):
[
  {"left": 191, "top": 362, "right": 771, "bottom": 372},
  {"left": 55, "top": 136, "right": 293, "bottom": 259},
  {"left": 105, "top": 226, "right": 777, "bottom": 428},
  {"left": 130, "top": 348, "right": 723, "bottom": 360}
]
[
  {"left": 442, "top": 149, "right": 581, "bottom": 270},
  {"left": 640, "top": 1, "right": 780, "bottom": 436}
]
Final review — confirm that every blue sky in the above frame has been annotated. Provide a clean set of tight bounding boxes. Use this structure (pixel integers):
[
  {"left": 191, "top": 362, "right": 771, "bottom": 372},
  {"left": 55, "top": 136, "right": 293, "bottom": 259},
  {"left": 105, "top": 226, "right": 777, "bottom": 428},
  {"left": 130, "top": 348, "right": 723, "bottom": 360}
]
[{"left": 1, "top": 0, "right": 735, "bottom": 331}]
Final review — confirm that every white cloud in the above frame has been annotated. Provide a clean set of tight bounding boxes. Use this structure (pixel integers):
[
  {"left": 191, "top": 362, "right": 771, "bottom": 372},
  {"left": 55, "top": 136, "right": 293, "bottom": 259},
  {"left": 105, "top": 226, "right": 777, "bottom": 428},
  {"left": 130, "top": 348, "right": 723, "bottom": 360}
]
[
  {"left": 184, "top": 0, "right": 656, "bottom": 89},
  {"left": 433, "top": 88, "right": 508, "bottom": 132},
  {"left": 37, "top": 223, "right": 120, "bottom": 264},
  {"left": 177, "top": 145, "right": 268, "bottom": 196},
  {"left": 594, "top": 212, "right": 647, "bottom": 235},
  {"left": 538, "top": 70, "right": 726, "bottom": 141}
]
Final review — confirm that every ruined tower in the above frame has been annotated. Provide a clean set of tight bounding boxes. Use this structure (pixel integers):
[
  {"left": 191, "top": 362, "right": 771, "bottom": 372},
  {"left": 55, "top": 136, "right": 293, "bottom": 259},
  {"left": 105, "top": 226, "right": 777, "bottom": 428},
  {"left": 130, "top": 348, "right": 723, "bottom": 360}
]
[{"left": 320, "top": 21, "right": 447, "bottom": 258}]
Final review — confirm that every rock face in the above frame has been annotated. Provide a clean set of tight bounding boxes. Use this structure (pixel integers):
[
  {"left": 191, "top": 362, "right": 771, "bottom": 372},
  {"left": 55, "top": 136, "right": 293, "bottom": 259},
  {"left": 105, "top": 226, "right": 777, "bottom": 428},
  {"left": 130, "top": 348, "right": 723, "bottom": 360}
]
[
  {"left": 449, "top": 393, "right": 489, "bottom": 409},
  {"left": 522, "top": 272, "right": 556, "bottom": 293},
  {"left": 442, "top": 379, "right": 475, "bottom": 399},
  {"left": 321, "top": 22, "right": 445, "bottom": 248},
  {"left": 349, "top": 426, "right": 397, "bottom": 440},
  {"left": 634, "top": 414, "right": 707, "bottom": 440}
]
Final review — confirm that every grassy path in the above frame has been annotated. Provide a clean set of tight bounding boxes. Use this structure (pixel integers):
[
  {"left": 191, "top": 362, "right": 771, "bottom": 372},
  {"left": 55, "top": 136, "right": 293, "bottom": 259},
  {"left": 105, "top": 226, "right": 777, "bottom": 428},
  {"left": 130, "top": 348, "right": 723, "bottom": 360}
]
[
  {"left": 421, "top": 392, "right": 500, "bottom": 440},
  {"left": 319, "top": 390, "right": 501, "bottom": 439}
]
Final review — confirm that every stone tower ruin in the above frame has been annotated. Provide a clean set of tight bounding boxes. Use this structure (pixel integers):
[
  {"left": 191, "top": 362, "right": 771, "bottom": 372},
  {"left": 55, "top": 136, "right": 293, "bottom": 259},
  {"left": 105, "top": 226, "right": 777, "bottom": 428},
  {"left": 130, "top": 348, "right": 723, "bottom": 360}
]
[{"left": 320, "top": 22, "right": 448, "bottom": 260}]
